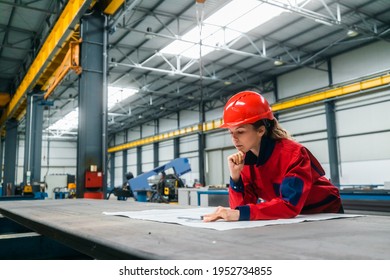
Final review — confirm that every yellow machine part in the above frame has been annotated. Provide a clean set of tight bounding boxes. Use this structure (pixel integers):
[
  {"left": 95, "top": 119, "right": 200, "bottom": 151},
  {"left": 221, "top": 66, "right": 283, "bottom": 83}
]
[
  {"left": 68, "top": 183, "right": 76, "bottom": 189},
  {"left": 24, "top": 185, "right": 33, "bottom": 193}
]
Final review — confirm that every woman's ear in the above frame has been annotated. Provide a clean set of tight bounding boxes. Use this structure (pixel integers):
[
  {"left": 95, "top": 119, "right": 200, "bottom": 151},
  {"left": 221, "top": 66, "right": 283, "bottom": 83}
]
[{"left": 257, "top": 125, "right": 266, "bottom": 137}]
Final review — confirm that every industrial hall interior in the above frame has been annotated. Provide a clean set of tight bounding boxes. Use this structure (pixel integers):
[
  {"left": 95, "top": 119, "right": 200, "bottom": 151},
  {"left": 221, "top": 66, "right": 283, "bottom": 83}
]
[{"left": 0, "top": 0, "right": 390, "bottom": 260}]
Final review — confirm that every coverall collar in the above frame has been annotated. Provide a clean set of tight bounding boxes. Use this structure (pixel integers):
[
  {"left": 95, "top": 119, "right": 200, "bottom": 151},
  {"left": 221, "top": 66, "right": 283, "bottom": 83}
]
[{"left": 244, "top": 136, "right": 276, "bottom": 166}]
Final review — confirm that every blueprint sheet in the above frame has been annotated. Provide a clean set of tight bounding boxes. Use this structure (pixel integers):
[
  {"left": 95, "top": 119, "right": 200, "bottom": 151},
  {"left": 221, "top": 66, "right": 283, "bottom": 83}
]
[{"left": 103, "top": 207, "right": 362, "bottom": 231}]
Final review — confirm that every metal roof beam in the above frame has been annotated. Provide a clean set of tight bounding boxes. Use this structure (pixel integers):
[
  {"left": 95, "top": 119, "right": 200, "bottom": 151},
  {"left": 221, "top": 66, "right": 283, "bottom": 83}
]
[
  {"left": 0, "top": 0, "right": 57, "bottom": 14},
  {"left": 259, "top": 0, "right": 390, "bottom": 41},
  {"left": 0, "top": 0, "right": 93, "bottom": 129}
]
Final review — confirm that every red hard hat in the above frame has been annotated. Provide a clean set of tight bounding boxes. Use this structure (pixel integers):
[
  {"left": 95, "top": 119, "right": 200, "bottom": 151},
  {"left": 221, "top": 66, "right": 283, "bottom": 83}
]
[{"left": 220, "top": 91, "right": 274, "bottom": 128}]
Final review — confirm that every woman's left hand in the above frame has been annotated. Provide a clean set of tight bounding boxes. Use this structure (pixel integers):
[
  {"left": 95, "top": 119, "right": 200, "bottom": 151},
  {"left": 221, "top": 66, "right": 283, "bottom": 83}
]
[{"left": 203, "top": 206, "right": 240, "bottom": 222}]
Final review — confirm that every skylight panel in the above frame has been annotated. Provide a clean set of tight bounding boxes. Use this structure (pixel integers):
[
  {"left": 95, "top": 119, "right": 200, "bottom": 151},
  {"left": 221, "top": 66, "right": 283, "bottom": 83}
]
[
  {"left": 108, "top": 86, "right": 137, "bottom": 110},
  {"left": 227, "top": 3, "right": 285, "bottom": 33},
  {"left": 47, "top": 108, "right": 79, "bottom": 132},
  {"left": 46, "top": 87, "right": 137, "bottom": 133},
  {"left": 203, "top": 0, "right": 260, "bottom": 27},
  {"left": 160, "top": 0, "right": 302, "bottom": 59}
]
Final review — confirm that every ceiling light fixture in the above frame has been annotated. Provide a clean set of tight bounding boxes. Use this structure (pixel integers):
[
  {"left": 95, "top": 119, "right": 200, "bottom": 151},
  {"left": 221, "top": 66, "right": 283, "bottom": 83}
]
[
  {"left": 347, "top": 29, "right": 359, "bottom": 37},
  {"left": 274, "top": 59, "right": 284, "bottom": 66},
  {"left": 145, "top": 27, "right": 155, "bottom": 39}
]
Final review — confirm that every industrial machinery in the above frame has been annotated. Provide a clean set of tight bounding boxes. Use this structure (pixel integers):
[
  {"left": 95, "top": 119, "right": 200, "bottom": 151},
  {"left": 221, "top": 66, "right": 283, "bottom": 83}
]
[
  {"left": 0, "top": 182, "right": 47, "bottom": 201},
  {"left": 109, "top": 157, "right": 191, "bottom": 203},
  {"left": 44, "top": 174, "right": 76, "bottom": 199},
  {"left": 149, "top": 172, "right": 186, "bottom": 203}
]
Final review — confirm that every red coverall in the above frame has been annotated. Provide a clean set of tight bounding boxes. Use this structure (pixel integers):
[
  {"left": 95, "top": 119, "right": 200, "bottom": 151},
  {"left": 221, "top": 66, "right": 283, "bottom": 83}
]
[{"left": 229, "top": 136, "right": 343, "bottom": 220}]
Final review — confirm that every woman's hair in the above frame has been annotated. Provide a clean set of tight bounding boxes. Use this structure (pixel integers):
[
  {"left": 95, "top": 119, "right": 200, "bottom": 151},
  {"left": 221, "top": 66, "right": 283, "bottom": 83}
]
[{"left": 252, "top": 118, "right": 293, "bottom": 140}]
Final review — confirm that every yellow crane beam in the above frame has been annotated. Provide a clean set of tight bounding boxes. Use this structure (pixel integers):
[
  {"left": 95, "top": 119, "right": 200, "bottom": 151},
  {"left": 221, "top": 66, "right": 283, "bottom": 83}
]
[
  {"left": 102, "top": 0, "right": 125, "bottom": 15},
  {"left": 43, "top": 39, "right": 82, "bottom": 100}
]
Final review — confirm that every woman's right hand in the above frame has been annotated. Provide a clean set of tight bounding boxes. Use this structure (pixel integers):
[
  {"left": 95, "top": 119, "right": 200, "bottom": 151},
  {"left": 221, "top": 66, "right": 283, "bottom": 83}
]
[{"left": 228, "top": 151, "right": 245, "bottom": 182}]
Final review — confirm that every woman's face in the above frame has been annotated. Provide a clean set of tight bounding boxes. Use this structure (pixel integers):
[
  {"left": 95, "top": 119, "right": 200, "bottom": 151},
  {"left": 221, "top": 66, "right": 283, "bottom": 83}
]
[{"left": 229, "top": 124, "right": 265, "bottom": 153}]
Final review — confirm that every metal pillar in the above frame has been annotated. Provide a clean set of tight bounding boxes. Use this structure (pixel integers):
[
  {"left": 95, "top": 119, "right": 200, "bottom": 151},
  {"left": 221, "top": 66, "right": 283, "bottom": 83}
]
[
  {"left": 0, "top": 137, "right": 4, "bottom": 194},
  {"left": 198, "top": 102, "right": 206, "bottom": 185},
  {"left": 23, "top": 92, "right": 44, "bottom": 185},
  {"left": 325, "top": 101, "right": 340, "bottom": 185},
  {"left": 153, "top": 142, "right": 159, "bottom": 167},
  {"left": 110, "top": 152, "right": 115, "bottom": 189},
  {"left": 136, "top": 146, "right": 142, "bottom": 175},
  {"left": 173, "top": 137, "right": 180, "bottom": 159},
  {"left": 122, "top": 149, "right": 127, "bottom": 179},
  {"left": 76, "top": 12, "right": 107, "bottom": 198},
  {"left": 153, "top": 119, "right": 159, "bottom": 167},
  {"left": 3, "top": 118, "right": 18, "bottom": 195}
]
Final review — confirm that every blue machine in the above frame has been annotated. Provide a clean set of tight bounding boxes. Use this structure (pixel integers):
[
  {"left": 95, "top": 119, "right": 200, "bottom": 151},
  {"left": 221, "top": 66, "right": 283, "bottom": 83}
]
[{"left": 128, "top": 157, "right": 191, "bottom": 202}]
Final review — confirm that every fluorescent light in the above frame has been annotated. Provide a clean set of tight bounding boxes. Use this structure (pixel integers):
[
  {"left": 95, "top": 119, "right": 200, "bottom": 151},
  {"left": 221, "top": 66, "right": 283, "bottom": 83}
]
[
  {"left": 161, "top": 0, "right": 302, "bottom": 59},
  {"left": 347, "top": 30, "right": 359, "bottom": 37},
  {"left": 274, "top": 59, "right": 284, "bottom": 66}
]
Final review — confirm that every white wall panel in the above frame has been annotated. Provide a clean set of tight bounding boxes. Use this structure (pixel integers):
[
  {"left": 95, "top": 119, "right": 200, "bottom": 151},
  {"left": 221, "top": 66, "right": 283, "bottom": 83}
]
[
  {"left": 180, "top": 110, "right": 199, "bottom": 127},
  {"left": 294, "top": 131, "right": 327, "bottom": 143},
  {"left": 142, "top": 121, "right": 155, "bottom": 137},
  {"left": 206, "top": 130, "right": 233, "bottom": 150},
  {"left": 159, "top": 115, "right": 178, "bottom": 133},
  {"left": 180, "top": 152, "right": 199, "bottom": 187},
  {"left": 339, "top": 132, "right": 390, "bottom": 162},
  {"left": 278, "top": 67, "right": 329, "bottom": 99},
  {"left": 205, "top": 105, "right": 223, "bottom": 122},
  {"left": 42, "top": 140, "right": 77, "bottom": 181},
  {"left": 159, "top": 140, "right": 174, "bottom": 163},
  {"left": 114, "top": 152, "right": 123, "bottom": 187},
  {"left": 206, "top": 150, "right": 223, "bottom": 185},
  {"left": 127, "top": 148, "right": 137, "bottom": 175},
  {"left": 336, "top": 96, "right": 390, "bottom": 136},
  {"left": 340, "top": 159, "right": 390, "bottom": 185},
  {"left": 128, "top": 128, "right": 141, "bottom": 141},
  {"left": 206, "top": 148, "right": 236, "bottom": 186},
  {"left": 180, "top": 134, "right": 198, "bottom": 153},
  {"left": 141, "top": 144, "right": 153, "bottom": 173},
  {"left": 42, "top": 141, "right": 77, "bottom": 167},
  {"left": 281, "top": 114, "right": 326, "bottom": 136},
  {"left": 332, "top": 41, "right": 390, "bottom": 84},
  {"left": 141, "top": 144, "right": 153, "bottom": 161},
  {"left": 299, "top": 139, "right": 330, "bottom": 165},
  {"left": 115, "top": 133, "right": 125, "bottom": 145},
  {"left": 222, "top": 148, "right": 236, "bottom": 185}
]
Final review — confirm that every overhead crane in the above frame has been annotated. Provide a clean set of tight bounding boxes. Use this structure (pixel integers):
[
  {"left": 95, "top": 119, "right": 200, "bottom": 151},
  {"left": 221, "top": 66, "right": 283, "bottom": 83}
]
[{"left": 0, "top": 0, "right": 126, "bottom": 133}]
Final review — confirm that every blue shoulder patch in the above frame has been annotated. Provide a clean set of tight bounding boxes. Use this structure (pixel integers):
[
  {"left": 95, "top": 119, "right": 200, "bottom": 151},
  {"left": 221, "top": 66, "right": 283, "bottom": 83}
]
[{"left": 280, "top": 177, "right": 303, "bottom": 206}]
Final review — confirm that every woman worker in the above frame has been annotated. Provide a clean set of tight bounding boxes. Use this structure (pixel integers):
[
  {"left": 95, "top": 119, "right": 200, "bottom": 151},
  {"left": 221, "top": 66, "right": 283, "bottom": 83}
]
[{"left": 203, "top": 90, "right": 343, "bottom": 222}]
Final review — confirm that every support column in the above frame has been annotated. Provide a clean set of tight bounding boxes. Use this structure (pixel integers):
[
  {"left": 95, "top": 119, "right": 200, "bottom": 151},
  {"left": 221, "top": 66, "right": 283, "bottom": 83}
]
[
  {"left": 0, "top": 137, "right": 4, "bottom": 194},
  {"left": 76, "top": 12, "right": 107, "bottom": 198},
  {"left": 173, "top": 137, "right": 180, "bottom": 159},
  {"left": 153, "top": 142, "right": 159, "bottom": 167},
  {"left": 198, "top": 102, "right": 206, "bottom": 185},
  {"left": 23, "top": 92, "right": 44, "bottom": 185},
  {"left": 325, "top": 101, "right": 340, "bottom": 185},
  {"left": 3, "top": 118, "right": 18, "bottom": 195},
  {"left": 122, "top": 149, "right": 127, "bottom": 179},
  {"left": 136, "top": 146, "right": 142, "bottom": 175},
  {"left": 110, "top": 153, "right": 115, "bottom": 189}
]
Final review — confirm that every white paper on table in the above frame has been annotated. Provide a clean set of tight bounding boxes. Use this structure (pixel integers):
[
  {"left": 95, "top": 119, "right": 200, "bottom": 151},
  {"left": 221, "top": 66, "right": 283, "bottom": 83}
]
[{"left": 102, "top": 207, "right": 363, "bottom": 231}]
